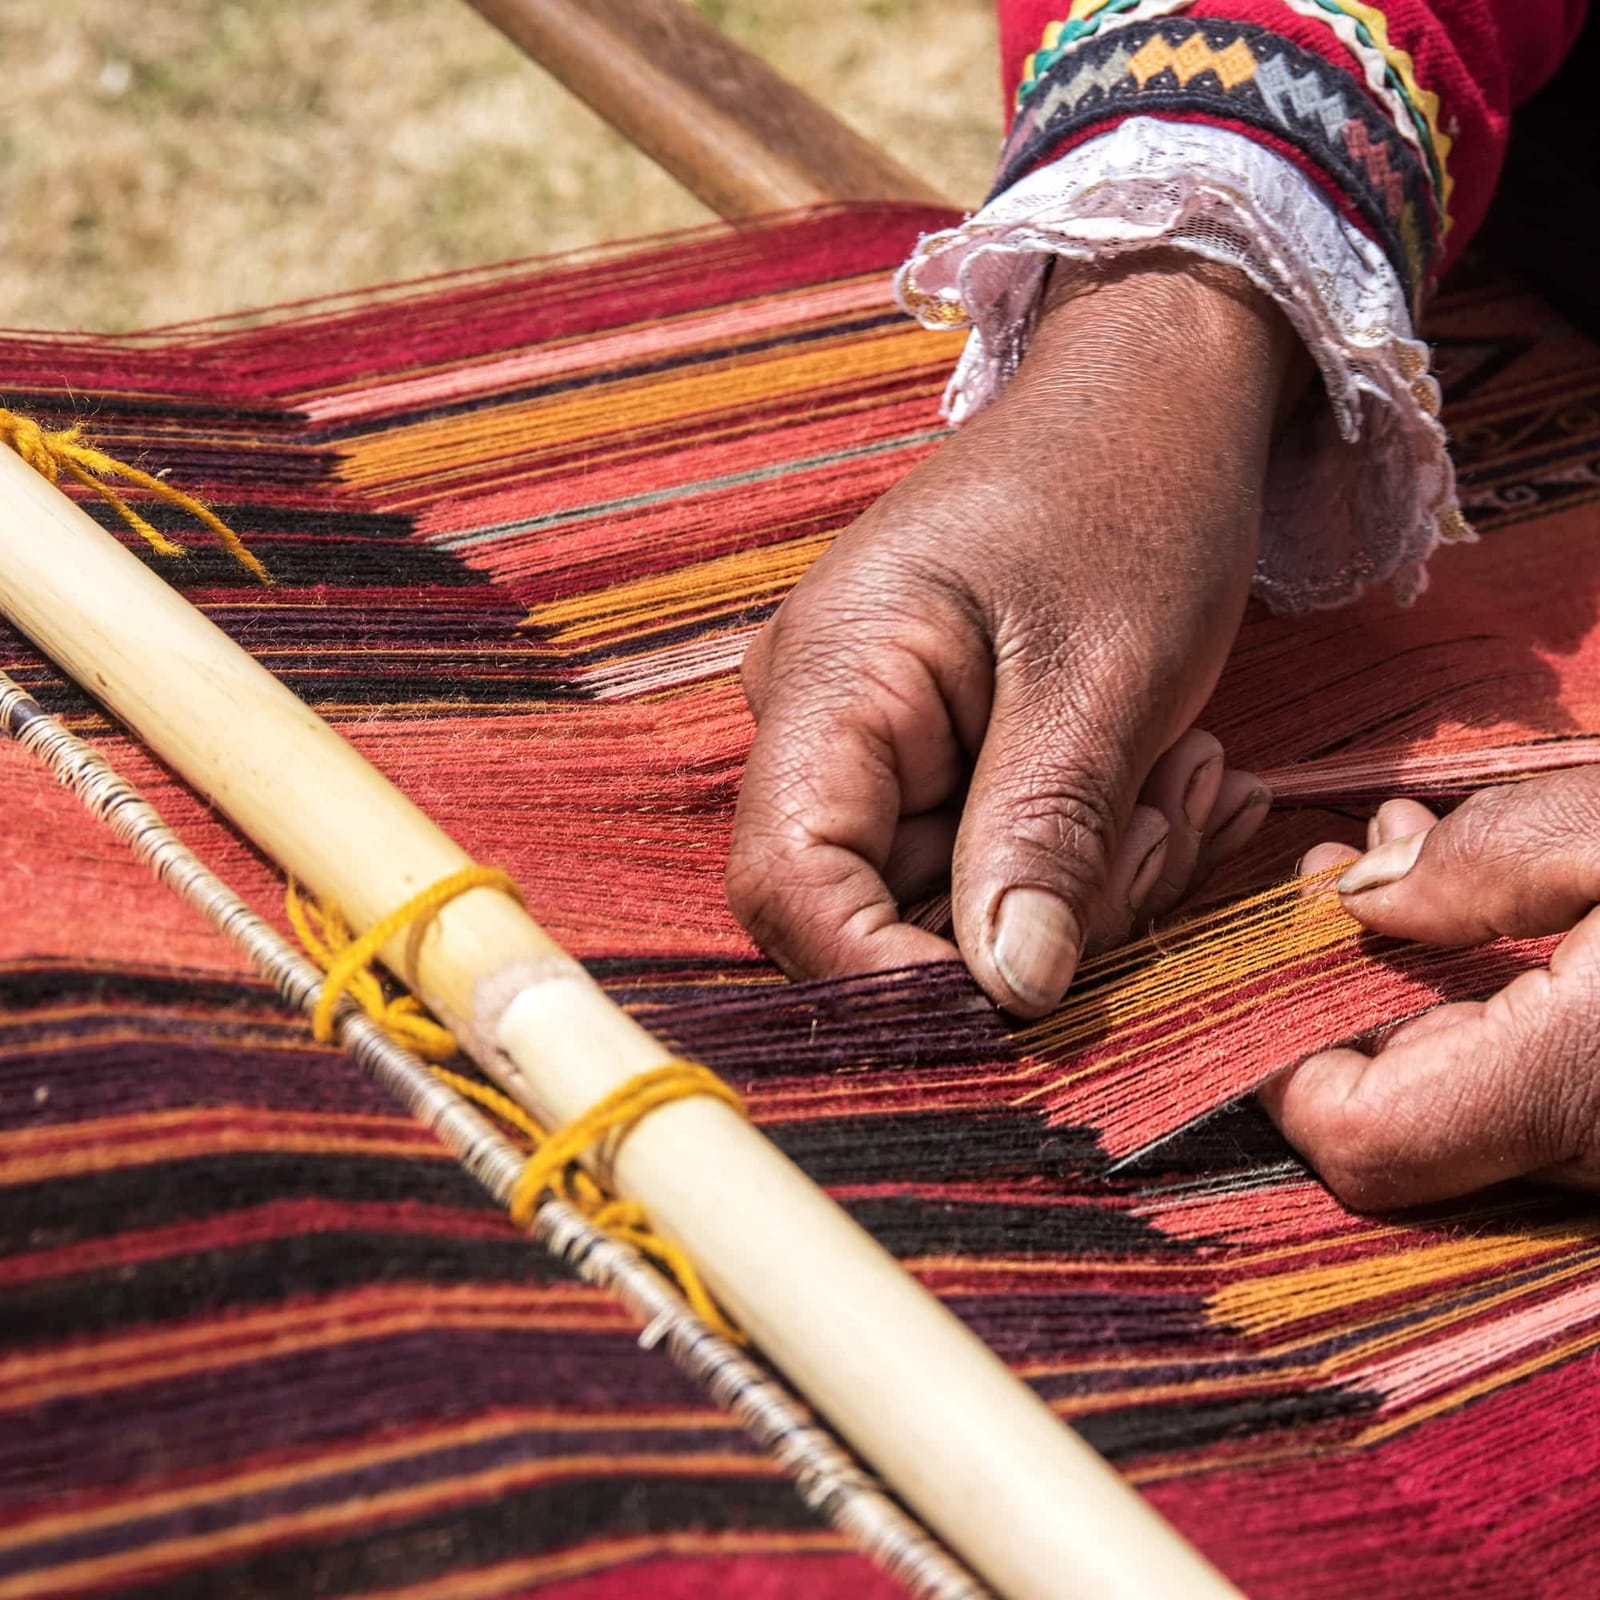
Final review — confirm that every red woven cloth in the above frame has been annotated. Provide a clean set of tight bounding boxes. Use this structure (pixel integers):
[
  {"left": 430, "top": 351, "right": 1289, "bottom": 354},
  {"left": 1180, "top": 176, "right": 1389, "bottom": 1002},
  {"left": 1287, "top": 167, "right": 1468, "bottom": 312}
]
[{"left": 1, "top": 207, "right": 1599, "bottom": 1596}]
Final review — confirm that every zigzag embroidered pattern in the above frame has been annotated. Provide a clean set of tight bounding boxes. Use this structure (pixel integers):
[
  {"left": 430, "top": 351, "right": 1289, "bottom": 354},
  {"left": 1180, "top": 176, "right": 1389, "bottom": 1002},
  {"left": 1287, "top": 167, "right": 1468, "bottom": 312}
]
[
  {"left": 1017, "top": 0, "right": 1452, "bottom": 233},
  {"left": 996, "top": 17, "right": 1438, "bottom": 302},
  {"left": 1126, "top": 32, "right": 1259, "bottom": 90},
  {"left": 3, "top": 206, "right": 1600, "bottom": 1596}
]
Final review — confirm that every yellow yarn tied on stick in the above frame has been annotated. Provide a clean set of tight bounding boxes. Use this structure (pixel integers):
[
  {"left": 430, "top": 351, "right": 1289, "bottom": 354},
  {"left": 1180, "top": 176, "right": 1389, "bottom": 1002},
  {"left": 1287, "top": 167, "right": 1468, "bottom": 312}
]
[
  {"left": 0, "top": 406, "right": 272, "bottom": 583},
  {"left": 288, "top": 864, "right": 519, "bottom": 1055},
  {"left": 433, "top": 1062, "right": 744, "bottom": 1338},
  {"left": 288, "top": 867, "right": 745, "bottom": 1340}
]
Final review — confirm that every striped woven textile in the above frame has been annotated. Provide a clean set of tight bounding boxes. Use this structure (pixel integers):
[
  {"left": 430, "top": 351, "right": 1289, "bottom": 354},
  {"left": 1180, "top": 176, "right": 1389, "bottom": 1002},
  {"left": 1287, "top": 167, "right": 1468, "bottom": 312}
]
[{"left": 3, "top": 203, "right": 1600, "bottom": 1598}]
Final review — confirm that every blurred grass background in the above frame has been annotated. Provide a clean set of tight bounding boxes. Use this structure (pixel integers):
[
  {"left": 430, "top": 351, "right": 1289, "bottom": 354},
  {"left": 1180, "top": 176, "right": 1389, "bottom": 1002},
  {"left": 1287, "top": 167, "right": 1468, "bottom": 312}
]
[{"left": 0, "top": 0, "right": 999, "bottom": 331}]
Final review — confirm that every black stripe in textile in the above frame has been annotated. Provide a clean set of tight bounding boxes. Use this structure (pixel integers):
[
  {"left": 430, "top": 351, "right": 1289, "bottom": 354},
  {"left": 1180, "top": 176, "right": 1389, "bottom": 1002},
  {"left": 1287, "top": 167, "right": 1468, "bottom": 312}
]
[
  {"left": 1, "top": 1232, "right": 570, "bottom": 1348},
  {"left": 101, "top": 1477, "right": 826, "bottom": 1600},
  {"left": 0, "top": 1154, "right": 501, "bottom": 1258},
  {"left": 1078, "top": 1386, "right": 1378, "bottom": 1462}
]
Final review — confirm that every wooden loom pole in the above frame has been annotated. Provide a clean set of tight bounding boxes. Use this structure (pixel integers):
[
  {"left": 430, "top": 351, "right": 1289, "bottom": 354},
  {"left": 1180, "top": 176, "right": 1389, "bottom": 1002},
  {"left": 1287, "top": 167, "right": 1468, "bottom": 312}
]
[
  {"left": 458, "top": 0, "right": 950, "bottom": 216},
  {"left": 0, "top": 446, "right": 1237, "bottom": 1600}
]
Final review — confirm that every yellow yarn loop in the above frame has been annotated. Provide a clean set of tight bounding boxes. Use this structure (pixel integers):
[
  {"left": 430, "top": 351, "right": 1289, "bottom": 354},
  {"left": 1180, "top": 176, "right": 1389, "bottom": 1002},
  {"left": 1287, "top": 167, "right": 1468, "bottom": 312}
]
[
  {"left": 285, "top": 882, "right": 461, "bottom": 1061},
  {"left": 508, "top": 1061, "right": 744, "bottom": 1231},
  {"left": 1, "top": 405, "right": 272, "bottom": 584},
  {"left": 433, "top": 1063, "right": 743, "bottom": 1340},
  {"left": 286, "top": 869, "right": 744, "bottom": 1340},
  {"left": 290, "top": 864, "right": 521, "bottom": 1048}
]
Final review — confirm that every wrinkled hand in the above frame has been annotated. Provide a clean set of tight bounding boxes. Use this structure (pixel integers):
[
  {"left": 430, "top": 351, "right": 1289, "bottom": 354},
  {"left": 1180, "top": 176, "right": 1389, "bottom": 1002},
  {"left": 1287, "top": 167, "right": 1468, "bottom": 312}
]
[
  {"left": 1263, "top": 773, "right": 1600, "bottom": 1206},
  {"left": 728, "top": 257, "right": 1297, "bottom": 1015}
]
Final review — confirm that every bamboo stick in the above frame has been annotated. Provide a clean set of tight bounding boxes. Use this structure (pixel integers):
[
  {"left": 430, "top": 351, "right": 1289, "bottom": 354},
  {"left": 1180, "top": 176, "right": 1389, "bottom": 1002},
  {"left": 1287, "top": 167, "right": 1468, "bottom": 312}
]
[
  {"left": 459, "top": 0, "right": 949, "bottom": 217},
  {"left": 0, "top": 444, "right": 1238, "bottom": 1600}
]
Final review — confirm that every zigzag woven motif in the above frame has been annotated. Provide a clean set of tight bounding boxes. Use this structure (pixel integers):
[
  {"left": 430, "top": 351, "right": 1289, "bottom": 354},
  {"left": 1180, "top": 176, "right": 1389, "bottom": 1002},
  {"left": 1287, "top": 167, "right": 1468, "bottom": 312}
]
[
  {"left": 995, "top": 16, "right": 1438, "bottom": 303},
  {"left": 2, "top": 206, "right": 1600, "bottom": 1596}
]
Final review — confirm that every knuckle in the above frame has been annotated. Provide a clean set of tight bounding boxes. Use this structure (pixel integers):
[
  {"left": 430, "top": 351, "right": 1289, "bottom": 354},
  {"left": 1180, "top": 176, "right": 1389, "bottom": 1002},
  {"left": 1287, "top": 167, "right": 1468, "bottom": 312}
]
[
  {"left": 739, "top": 636, "right": 770, "bottom": 714},
  {"left": 724, "top": 806, "right": 800, "bottom": 930},
  {"left": 1448, "top": 774, "right": 1600, "bottom": 867},
  {"left": 724, "top": 835, "right": 774, "bottom": 930},
  {"left": 1175, "top": 727, "right": 1224, "bottom": 767},
  {"left": 892, "top": 548, "right": 992, "bottom": 641},
  {"left": 997, "top": 607, "right": 1078, "bottom": 679},
  {"left": 1504, "top": 972, "right": 1600, "bottom": 1164},
  {"left": 1297, "top": 1074, "right": 1406, "bottom": 1210},
  {"left": 725, "top": 842, "right": 800, "bottom": 963},
  {"left": 1528, "top": 770, "right": 1600, "bottom": 852},
  {"left": 1437, "top": 785, "right": 1520, "bottom": 870},
  {"left": 998, "top": 781, "right": 1121, "bottom": 881}
]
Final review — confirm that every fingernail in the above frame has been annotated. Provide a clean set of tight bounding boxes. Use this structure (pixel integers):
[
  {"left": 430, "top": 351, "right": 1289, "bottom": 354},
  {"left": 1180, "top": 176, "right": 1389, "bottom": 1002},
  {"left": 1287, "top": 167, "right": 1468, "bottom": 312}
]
[
  {"left": 1183, "top": 755, "right": 1224, "bottom": 832},
  {"left": 1370, "top": 800, "right": 1410, "bottom": 847},
  {"left": 992, "top": 886, "right": 1080, "bottom": 1011},
  {"left": 1211, "top": 783, "right": 1271, "bottom": 840},
  {"left": 1337, "top": 831, "right": 1425, "bottom": 895},
  {"left": 1127, "top": 829, "right": 1170, "bottom": 907}
]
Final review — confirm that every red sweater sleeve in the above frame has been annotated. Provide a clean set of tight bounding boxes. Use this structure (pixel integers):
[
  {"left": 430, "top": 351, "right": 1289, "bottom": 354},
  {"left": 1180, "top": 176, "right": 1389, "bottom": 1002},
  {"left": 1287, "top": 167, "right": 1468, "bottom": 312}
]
[{"left": 993, "top": 1, "right": 1588, "bottom": 293}]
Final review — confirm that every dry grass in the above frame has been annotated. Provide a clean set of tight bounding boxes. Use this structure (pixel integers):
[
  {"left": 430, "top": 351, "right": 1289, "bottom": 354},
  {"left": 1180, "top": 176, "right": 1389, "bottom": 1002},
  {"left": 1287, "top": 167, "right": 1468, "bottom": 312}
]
[{"left": 0, "top": 0, "right": 999, "bottom": 332}]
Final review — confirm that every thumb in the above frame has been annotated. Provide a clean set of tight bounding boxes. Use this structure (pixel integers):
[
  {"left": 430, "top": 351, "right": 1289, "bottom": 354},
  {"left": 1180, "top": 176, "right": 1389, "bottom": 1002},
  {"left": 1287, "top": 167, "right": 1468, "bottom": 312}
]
[
  {"left": 1334, "top": 769, "right": 1600, "bottom": 944},
  {"left": 950, "top": 658, "right": 1162, "bottom": 1017}
]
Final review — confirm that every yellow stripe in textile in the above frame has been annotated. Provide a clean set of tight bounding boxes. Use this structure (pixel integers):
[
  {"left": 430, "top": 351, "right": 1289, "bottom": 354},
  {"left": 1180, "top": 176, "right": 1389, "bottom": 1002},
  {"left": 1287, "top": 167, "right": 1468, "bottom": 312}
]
[
  {"left": 1322, "top": 1248, "right": 1600, "bottom": 1371},
  {"left": 524, "top": 532, "right": 833, "bottom": 643},
  {"left": 1015, "top": 871, "right": 1355, "bottom": 1099},
  {"left": 1208, "top": 1219, "right": 1600, "bottom": 1335},
  {"left": 336, "top": 330, "right": 958, "bottom": 496}
]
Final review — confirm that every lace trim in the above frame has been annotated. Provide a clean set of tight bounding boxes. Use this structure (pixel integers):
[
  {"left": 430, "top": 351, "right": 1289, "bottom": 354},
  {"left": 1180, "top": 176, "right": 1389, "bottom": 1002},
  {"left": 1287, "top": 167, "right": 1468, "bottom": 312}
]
[{"left": 896, "top": 117, "right": 1469, "bottom": 613}]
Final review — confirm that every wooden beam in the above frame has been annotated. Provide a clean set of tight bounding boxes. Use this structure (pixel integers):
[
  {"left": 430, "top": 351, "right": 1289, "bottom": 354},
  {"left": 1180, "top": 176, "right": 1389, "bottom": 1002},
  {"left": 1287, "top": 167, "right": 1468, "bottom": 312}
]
[{"left": 460, "top": 0, "right": 950, "bottom": 217}]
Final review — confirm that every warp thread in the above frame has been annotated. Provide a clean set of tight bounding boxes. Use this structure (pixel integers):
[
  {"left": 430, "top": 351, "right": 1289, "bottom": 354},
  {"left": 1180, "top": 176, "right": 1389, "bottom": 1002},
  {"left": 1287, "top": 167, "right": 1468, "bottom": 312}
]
[
  {"left": 288, "top": 867, "right": 744, "bottom": 1339},
  {"left": 0, "top": 405, "right": 272, "bottom": 583}
]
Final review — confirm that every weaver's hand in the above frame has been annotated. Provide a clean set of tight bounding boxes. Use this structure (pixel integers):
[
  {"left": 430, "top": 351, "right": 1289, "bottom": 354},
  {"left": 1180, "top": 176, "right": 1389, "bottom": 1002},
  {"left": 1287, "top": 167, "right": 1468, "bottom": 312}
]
[
  {"left": 729, "top": 256, "right": 1299, "bottom": 1015},
  {"left": 1263, "top": 774, "right": 1600, "bottom": 1206}
]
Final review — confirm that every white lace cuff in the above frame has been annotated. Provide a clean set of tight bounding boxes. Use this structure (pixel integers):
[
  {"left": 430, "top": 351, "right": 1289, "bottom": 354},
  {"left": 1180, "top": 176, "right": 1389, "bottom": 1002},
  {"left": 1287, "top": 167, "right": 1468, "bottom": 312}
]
[{"left": 896, "top": 116, "right": 1470, "bottom": 611}]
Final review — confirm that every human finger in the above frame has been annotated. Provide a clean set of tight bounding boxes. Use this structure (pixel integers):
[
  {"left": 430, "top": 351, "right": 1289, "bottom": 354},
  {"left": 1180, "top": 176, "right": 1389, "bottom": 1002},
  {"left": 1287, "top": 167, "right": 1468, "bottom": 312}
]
[
  {"left": 1131, "top": 729, "right": 1222, "bottom": 920},
  {"left": 1334, "top": 770, "right": 1600, "bottom": 944},
  {"left": 728, "top": 673, "right": 960, "bottom": 978},
  {"left": 1259, "top": 912, "right": 1600, "bottom": 1206}
]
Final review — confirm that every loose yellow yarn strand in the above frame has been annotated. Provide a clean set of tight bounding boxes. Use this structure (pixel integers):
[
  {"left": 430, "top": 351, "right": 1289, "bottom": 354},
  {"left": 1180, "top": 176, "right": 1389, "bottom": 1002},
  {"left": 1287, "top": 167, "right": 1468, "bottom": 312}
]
[
  {"left": 285, "top": 881, "right": 464, "bottom": 1061},
  {"left": 287, "top": 869, "right": 744, "bottom": 1340},
  {"left": 1, "top": 407, "right": 272, "bottom": 584}
]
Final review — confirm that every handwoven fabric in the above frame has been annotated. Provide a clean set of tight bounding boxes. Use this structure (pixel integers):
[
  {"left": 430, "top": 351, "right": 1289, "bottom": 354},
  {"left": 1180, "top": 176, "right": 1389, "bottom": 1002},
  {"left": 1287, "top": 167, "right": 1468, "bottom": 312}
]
[{"left": 2, "top": 204, "right": 1600, "bottom": 1597}]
